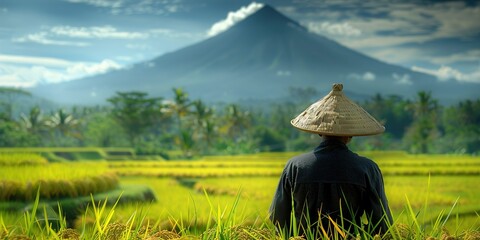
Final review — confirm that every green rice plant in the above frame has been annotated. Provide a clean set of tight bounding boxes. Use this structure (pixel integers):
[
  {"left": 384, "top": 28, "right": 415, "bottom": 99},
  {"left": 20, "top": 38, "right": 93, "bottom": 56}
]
[
  {"left": 89, "top": 194, "right": 122, "bottom": 238},
  {"left": 114, "top": 173, "right": 480, "bottom": 236},
  {"left": 271, "top": 193, "right": 388, "bottom": 240},
  {"left": 201, "top": 188, "right": 242, "bottom": 239},
  {"left": 0, "top": 180, "right": 22, "bottom": 201},
  {"left": 0, "top": 182, "right": 479, "bottom": 239},
  {"left": 1, "top": 162, "right": 109, "bottom": 183},
  {"left": 0, "top": 172, "right": 119, "bottom": 201},
  {"left": 0, "top": 147, "right": 114, "bottom": 162},
  {"left": 0, "top": 161, "right": 119, "bottom": 201},
  {"left": 1, "top": 151, "right": 479, "bottom": 239},
  {"left": 387, "top": 175, "right": 465, "bottom": 240}
]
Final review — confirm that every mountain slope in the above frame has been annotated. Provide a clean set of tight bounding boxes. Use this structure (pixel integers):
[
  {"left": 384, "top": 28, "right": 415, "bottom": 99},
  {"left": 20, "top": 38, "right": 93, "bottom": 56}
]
[{"left": 30, "top": 5, "right": 479, "bottom": 105}]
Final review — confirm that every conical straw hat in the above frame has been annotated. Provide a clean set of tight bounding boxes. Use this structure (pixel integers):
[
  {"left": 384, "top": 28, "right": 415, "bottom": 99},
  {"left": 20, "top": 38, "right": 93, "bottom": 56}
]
[{"left": 290, "top": 83, "right": 385, "bottom": 136}]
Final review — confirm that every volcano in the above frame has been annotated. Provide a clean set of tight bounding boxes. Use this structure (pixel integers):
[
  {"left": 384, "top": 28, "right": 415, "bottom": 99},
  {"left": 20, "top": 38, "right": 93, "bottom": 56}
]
[{"left": 30, "top": 4, "right": 479, "bottom": 105}]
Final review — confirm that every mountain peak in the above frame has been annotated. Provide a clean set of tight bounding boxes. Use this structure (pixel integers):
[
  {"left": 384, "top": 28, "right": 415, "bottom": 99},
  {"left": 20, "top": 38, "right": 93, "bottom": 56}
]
[
  {"left": 29, "top": 4, "right": 479, "bottom": 105},
  {"left": 232, "top": 3, "right": 304, "bottom": 31},
  {"left": 255, "top": 4, "right": 281, "bottom": 14}
]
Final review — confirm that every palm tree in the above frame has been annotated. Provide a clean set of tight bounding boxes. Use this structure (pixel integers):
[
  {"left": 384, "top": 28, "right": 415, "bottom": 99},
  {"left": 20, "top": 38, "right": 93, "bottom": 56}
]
[
  {"left": 406, "top": 91, "right": 439, "bottom": 153},
  {"left": 222, "top": 104, "right": 251, "bottom": 141},
  {"left": 412, "top": 91, "right": 438, "bottom": 118},
  {"left": 192, "top": 100, "right": 216, "bottom": 152},
  {"left": 19, "top": 106, "right": 44, "bottom": 134},
  {"left": 169, "top": 88, "right": 196, "bottom": 155},
  {"left": 45, "top": 109, "right": 80, "bottom": 145},
  {"left": 171, "top": 88, "right": 191, "bottom": 129}
]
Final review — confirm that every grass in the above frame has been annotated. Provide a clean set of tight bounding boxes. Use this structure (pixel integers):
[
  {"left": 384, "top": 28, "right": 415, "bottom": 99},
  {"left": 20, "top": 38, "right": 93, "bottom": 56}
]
[
  {"left": 0, "top": 150, "right": 479, "bottom": 239},
  {"left": 0, "top": 147, "right": 136, "bottom": 162},
  {"left": 0, "top": 162, "right": 109, "bottom": 183},
  {"left": 0, "top": 162, "right": 118, "bottom": 201},
  {"left": 1, "top": 183, "right": 478, "bottom": 239},
  {"left": 0, "top": 152, "right": 48, "bottom": 166}
]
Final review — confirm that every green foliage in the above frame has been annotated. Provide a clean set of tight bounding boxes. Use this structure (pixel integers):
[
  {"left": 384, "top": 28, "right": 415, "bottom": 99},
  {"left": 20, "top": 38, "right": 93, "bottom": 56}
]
[
  {"left": 404, "top": 91, "right": 441, "bottom": 154},
  {"left": 1, "top": 88, "right": 479, "bottom": 155},
  {"left": 363, "top": 94, "right": 413, "bottom": 139},
  {"left": 0, "top": 120, "right": 40, "bottom": 147},
  {"left": 83, "top": 112, "right": 130, "bottom": 147},
  {"left": 440, "top": 99, "right": 480, "bottom": 154},
  {"left": 0, "top": 87, "right": 32, "bottom": 121},
  {"left": 107, "top": 91, "right": 164, "bottom": 146},
  {"left": 252, "top": 126, "right": 286, "bottom": 152}
]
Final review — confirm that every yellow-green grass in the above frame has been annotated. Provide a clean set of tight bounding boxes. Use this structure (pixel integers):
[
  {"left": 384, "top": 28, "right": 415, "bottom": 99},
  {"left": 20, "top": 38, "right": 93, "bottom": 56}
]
[
  {"left": 0, "top": 162, "right": 119, "bottom": 200},
  {"left": 95, "top": 177, "right": 272, "bottom": 234},
  {"left": 1, "top": 173, "right": 478, "bottom": 239},
  {"left": 90, "top": 174, "right": 478, "bottom": 238},
  {"left": 109, "top": 155, "right": 480, "bottom": 178},
  {"left": 1, "top": 162, "right": 109, "bottom": 183},
  {"left": 1, "top": 151, "right": 479, "bottom": 238},
  {"left": 0, "top": 147, "right": 137, "bottom": 162},
  {"left": 106, "top": 152, "right": 480, "bottom": 233},
  {"left": 0, "top": 153, "right": 48, "bottom": 166}
]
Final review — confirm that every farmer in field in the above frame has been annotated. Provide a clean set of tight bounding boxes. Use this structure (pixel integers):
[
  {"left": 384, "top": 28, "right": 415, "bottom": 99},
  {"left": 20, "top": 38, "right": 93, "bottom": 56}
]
[{"left": 269, "top": 83, "right": 392, "bottom": 238}]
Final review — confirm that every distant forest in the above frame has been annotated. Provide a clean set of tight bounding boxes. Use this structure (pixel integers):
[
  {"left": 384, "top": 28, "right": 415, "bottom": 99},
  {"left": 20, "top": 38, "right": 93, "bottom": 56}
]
[{"left": 0, "top": 87, "right": 479, "bottom": 157}]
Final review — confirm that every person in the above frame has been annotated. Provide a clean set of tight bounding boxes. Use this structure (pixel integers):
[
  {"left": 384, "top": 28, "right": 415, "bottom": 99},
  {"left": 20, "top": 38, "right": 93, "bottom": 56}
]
[{"left": 269, "top": 83, "right": 392, "bottom": 238}]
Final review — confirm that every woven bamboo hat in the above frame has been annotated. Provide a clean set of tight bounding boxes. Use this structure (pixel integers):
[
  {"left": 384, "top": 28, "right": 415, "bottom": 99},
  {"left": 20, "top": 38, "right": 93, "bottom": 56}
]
[{"left": 290, "top": 83, "right": 385, "bottom": 136}]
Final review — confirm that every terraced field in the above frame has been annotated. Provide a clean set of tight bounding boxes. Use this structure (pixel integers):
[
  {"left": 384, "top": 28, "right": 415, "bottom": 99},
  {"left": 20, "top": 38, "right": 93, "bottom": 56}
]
[
  {"left": 0, "top": 150, "right": 479, "bottom": 239},
  {"left": 110, "top": 152, "right": 480, "bottom": 232}
]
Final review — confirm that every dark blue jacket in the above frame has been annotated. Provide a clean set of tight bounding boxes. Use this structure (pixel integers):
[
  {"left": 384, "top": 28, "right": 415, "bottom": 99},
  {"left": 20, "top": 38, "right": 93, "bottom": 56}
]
[{"left": 269, "top": 139, "right": 392, "bottom": 237}]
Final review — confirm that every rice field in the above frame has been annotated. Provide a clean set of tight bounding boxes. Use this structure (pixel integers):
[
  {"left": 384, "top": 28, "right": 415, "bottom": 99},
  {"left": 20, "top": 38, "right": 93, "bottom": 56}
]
[
  {"left": 0, "top": 150, "right": 479, "bottom": 239},
  {"left": 0, "top": 160, "right": 118, "bottom": 201}
]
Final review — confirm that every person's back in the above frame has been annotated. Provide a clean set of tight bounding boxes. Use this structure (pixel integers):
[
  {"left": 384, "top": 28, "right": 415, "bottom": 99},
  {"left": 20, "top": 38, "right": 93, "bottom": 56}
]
[
  {"left": 269, "top": 84, "right": 392, "bottom": 238},
  {"left": 270, "top": 137, "right": 391, "bottom": 237}
]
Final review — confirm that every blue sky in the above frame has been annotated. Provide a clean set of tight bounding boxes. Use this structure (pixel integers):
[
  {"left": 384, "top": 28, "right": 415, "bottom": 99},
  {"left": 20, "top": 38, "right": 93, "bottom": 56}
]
[{"left": 0, "top": 0, "right": 479, "bottom": 88}]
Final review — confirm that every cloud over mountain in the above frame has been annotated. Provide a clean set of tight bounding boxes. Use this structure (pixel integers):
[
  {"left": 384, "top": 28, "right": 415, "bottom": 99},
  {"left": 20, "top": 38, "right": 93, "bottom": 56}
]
[
  {"left": 207, "top": 2, "right": 264, "bottom": 37},
  {"left": 29, "top": 4, "right": 479, "bottom": 105}
]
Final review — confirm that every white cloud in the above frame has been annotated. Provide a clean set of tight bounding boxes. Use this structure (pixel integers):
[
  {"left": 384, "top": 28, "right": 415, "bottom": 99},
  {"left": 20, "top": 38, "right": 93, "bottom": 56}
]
[
  {"left": 148, "top": 28, "right": 199, "bottom": 39},
  {"left": 0, "top": 64, "right": 66, "bottom": 87},
  {"left": 64, "top": 0, "right": 122, "bottom": 8},
  {"left": 0, "top": 57, "right": 123, "bottom": 87},
  {"left": 13, "top": 25, "right": 148, "bottom": 47},
  {"left": 348, "top": 72, "right": 376, "bottom": 81},
  {"left": 430, "top": 50, "right": 480, "bottom": 65},
  {"left": 50, "top": 25, "right": 147, "bottom": 39},
  {"left": 64, "top": 0, "right": 185, "bottom": 15},
  {"left": 392, "top": 73, "right": 412, "bottom": 85},
  {"left": 66, "top": 59, "right": 121, "bottom": 76},
  {"left": 299, "top": 1, "right": 480, "bottom": 53},
  {"left": 306, "top": 21, "right": 361, "bottom": 37},
  {"left": 207, "top": 2, "right": 264, "bottom": 37},
  {"left": 13, "top": 25, "right": 195, "bottom": 47},
  {"left": 412, "top": 65, "right": 480, "bottom": 83},
  {"left": 0, "top": 74, "right": 36, "bottom": 88},
  {"left": 0, "top": 54, "right": 72, "bottom": 67},
  {"left": 422, "top": 2, "right": 480, "bottom": 39},
  {"left": 362, "top": 47, "right": 423, "bottom": 66},
  {"left": 13, "top": 32, "right": 89, "bottom": 47}
]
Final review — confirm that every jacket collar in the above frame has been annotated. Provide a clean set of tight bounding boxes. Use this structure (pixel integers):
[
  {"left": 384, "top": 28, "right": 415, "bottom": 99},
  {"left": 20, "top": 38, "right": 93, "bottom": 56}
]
[{"left": 315, "top": 138, "right": 349, "bottom": 153}]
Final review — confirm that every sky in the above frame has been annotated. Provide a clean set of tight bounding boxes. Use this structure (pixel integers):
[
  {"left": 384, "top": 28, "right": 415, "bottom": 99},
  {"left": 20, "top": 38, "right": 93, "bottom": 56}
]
[{"left": 0, "top": 0, "right": 479, "bottom": 88}]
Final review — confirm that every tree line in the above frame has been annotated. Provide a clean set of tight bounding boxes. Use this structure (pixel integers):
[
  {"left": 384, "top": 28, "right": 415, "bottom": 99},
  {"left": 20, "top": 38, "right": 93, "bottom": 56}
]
[{"left": 0, "top": 87, "right": 478, "bottom": 157}]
